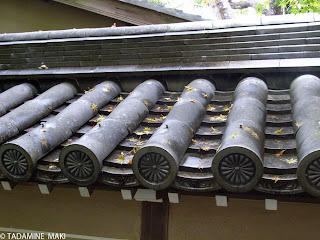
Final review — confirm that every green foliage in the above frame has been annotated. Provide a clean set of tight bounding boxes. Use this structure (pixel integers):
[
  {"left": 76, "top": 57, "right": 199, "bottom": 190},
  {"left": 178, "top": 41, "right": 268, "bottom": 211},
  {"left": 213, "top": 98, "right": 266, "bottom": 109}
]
[
  {"left": 286, "top": 0, "right": 320, "bottom": 14},
  {"left": 146, "top": 0, "right": 166, "bottom": 5},
  {"left": 256, "top": 1, "right": 270, "bottom": 15},
  {"left": 193, "top": 0, "right": 214, "bottom": 7},
  {"left": 234, "top": 8, "right": 250, "bottom": 15},
  {"left": 256, "top": 0, "right": 320, "bottom": 15}
]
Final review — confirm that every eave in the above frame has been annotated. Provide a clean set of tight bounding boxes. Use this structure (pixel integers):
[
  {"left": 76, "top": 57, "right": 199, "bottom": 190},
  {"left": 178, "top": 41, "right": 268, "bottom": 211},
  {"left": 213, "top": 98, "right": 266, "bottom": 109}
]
[{"left": 53, "top": 0, "right": 204, "bottom": 25}]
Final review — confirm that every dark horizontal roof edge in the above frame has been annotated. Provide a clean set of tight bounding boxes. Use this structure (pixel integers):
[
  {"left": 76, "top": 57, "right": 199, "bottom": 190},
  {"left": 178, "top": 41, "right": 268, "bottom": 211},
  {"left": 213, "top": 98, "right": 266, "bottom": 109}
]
[
  {"left": 0, "top": 13, "right": 318, "bottom": 43},
  {"left": 1, "top": 58, "right": 320, "bottom": 78}
]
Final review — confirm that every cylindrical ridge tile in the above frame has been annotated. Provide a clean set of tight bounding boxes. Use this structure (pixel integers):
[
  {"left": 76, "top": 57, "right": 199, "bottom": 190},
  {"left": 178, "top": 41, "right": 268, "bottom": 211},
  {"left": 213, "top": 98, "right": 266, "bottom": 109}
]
[
  {"left": 211, "top": 77, "right": 268, "bottom": 193},
  {"left": 0, "top": 81, "right": 120, "bottom": 182},
  {"left": 291, "top": 75, "right": 320, "bottom": 197},
  {"left": 59, "top": 80, "right": 165, "bottom": 186},
  {"left": 132, "top": 79, "right": 215, "bottom": 190},
  {"left": 0, "top": 82, "right": 78, "bottom": 145},
  {"left": 0, "top": 83, "right": 38, "bottom": 117}
]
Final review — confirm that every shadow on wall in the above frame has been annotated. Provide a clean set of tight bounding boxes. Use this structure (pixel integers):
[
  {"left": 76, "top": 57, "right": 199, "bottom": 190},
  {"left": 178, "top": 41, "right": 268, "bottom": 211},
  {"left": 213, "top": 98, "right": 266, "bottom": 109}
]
[{"left": 0, "top": 0, "right": 129, "bottom": 33}]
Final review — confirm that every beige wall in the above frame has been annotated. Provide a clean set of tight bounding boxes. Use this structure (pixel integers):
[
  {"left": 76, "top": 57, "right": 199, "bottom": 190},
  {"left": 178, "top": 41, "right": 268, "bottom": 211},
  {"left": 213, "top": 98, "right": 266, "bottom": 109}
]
[
  {"left": 169, "top": 195, "right": 320, "bottom": 240},
  {"left": 0, "top": 185, "right": 141, "bottom": 240},
  {"left": 0, "top": 0, "right": 128, "bottom": 34},
  {"left": 1, "top": 185, "right": 320, "bottom": 240}
]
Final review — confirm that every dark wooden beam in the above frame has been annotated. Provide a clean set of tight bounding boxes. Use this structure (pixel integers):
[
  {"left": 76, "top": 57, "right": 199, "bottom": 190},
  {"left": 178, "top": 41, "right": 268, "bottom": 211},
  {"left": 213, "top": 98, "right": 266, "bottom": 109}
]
[
  {"left": 141, "top": 200, "right": 170, "bottom": 240},
  {"left": 53, "top": 0, "right": 187, "bottom": 25}
]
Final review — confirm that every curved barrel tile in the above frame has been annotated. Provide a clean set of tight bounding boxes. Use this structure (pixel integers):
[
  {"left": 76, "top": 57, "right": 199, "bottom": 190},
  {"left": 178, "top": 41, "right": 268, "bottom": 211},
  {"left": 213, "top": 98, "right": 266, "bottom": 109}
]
[
  {"left": 291, "top": 75, "right": 320, "bottom": 197},
  {"left": 0, "top": 83, "right": 38, "bottom": 117},
  {"left": 0, "top": 82, "right": 77, "bottom": 145},
  {"left": 59, "top": 80, "right": 165, "bottom": 186},
  {"left": 211, "top": 77, "right": 268, "bottom": 193},
  {"left": 0, "top": 81, "right": 120, "bottom": 182},
  {"left": 132, "top": 79, "right": 215, "bottom": 190}
]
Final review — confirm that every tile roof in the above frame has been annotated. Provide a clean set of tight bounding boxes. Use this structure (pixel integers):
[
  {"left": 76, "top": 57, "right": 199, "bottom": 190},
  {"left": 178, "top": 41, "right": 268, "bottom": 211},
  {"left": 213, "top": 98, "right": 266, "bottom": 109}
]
[{"left": 0, "top": 16, "right": 320, "bottom": 199}]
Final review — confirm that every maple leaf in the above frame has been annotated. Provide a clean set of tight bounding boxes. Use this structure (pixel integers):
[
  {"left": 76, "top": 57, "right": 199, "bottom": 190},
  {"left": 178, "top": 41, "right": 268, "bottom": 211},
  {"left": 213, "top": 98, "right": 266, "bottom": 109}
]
[
  {"left": 144, "top": 127, "right": 151, "bottom": 132},
  {"left": 128, "top": 159, "right": 133, "bottom": 165},
  {"left": 190, "top": 99, "right": 195, "bottom": 103},
  {"left": 295, "top": 121, "right": 303, "bottom": 128},
  {"left": 143, "top": 100, "right": 149, "bottom": 107},
  {"left": 229, "top": 131, "right": 239, "bottom": 139},
  {"left": 128, "top": 138, "right": 138, "bottom": 142},
  {"left": 272, "top": 176, "right": 280, "bottom": 183},
  {"left": 198, "top": 165, "right": 203, "bottom": 169},
  {"left": 211, "top": 114, "right": 227, "bottom": 122},
  {"left": 116, "top": 152, "right": 126, "bottom": 164},
  {"left": 217, "top": 144, "right": 221, "bottom": 152},
  {"left": 40, "top": 138, "right": 47, "bottom": 147},
  {"left": 147, "top": 118, "right": 155, "bottom": 123},
  {"left": 201, "top": 93, "right": 208, "bottom": 98},
  {"left": 223, "top": 105, "right": 232, "bottom": 113},
  {"left": 210, "top": 127, "right": 221, "bottom": 134},
  {"left": 207, "top": 104, "right": 215, "bottom": 111},
  {"left": 133, "top": 145, "right": 141, "bottom": 154},
  {"left": 89, "top": 119, "right": 98, "bottom": 124},
  {"left": 192, "top": 139, "right": 197, "bottom": 144},
  {"left": 243, "top": 126, "right": 259, "bottom": 140},
  {"left": 91, "top": 104, "right": 98, "bottom": 111},
  {"left": 200, "top": 146, "right": 210, "bottom": 151},
  {"left": 135, "top": 132, "right": 146, "bottom": 136},
  {"left": 185, "top": 85, "right": 195, "bottom": 92},
  {"left": 268, "top": 115, "right": 278, "bottom": 120},
  {"left": 176, "top": 97, "right": 183, "bottom": 102},
  {"left": 211, "top": 127, "right": 217, "bottom": 132},
  {"left": 84, "top": 88, "right": 94, "bottom": 94},
  {"left": 117, "top": 95, "right": 123, "bottom": 104},
  {"left": 97, "top": 115, "right": 105, "bottom": 122},
  {"left": 285, "top": 158, "right": 297, "bottom": 164},
  {"left": 273, "top": 128, "right": 283, "bottom": 134},
  {"left": 38, "top": 64, "right": 48, "bottom": 70},
  {"left": 163, "top": 97, "right": 172, "bottom": 101},
  {"left": 155, "top": 106, "right": 162, "bottom": 111},
  {"left": 167, "top": 106, "right": 173, "bottom": 110},
  {"left": 275, "top": 150, "right": 285, "bottom": 157},
  {"left": 108, "top": 106, "right": 114, "bottom": 112}
]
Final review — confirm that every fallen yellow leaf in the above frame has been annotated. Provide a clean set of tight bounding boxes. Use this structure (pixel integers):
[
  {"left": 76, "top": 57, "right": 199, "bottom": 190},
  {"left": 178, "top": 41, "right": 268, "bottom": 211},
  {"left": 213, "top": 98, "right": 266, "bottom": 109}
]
[
  {"left": 91, "top": 104, "right": 98, "bottom": 111},
  {"left": 116, "top": 153, "right": 126, "bottom": 164},
  {"left": 243, "top": 126, "right": 259, "bottom": 140},
  {"left": 185, "top": 85, "right": 195, "bottom": 91},
  {"left": 207, "top": 104, "right": 215, "bottom": 111},
  {"left": 295, "top": 121, "right": 303, "bottom": 128},
  {"left": 40, "top": 138, "right": 47, "bottom": 147},
  {"left": 229, "top": 131, "right": 239, "bottom": 139},
  {"left": 273, "top": 128, "right": 283, "bottom": 134},
  {"left": 201, "top": 93, "right": 208, "bottom": 98},
  {"left": 272, "top": 176, "right": 280, "bottom": 183},
  {"left": 275, "top": 150, "right": 285, "bottom": 157},
  {"left": 285, "top": 158, "right": 297, "bottom": 164}
]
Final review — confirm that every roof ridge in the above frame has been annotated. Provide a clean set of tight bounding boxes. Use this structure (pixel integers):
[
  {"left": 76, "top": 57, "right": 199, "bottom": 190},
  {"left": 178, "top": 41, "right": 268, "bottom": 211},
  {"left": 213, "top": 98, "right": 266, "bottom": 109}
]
[{"left": 0, "top": 13, "right": 319, "bottom": 43}]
